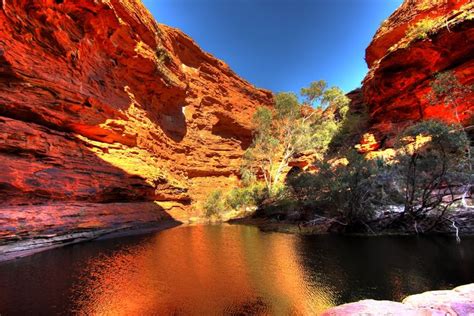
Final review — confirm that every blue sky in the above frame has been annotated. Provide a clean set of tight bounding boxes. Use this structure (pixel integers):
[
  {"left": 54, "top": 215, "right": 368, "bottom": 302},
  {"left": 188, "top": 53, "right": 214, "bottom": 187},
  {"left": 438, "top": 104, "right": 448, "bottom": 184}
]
[{"left": 143, "top": 0, "right": 403, "bottom": 94}]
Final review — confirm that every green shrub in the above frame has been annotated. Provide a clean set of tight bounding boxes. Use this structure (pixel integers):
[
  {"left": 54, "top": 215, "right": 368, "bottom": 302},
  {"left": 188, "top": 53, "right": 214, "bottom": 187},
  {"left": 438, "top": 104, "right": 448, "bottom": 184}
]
[
  {"left": 406, "top": 18, "right": 440, "bottom": 40},
  {"left": 226, "top": 183, "right": 269, "bottom": 211},
  {"left": 258, "top": 197, "right": 301, "bottom": 219},
  {"left": 287, "top": 150, "right": 384, "bottom": 225},
  {"left": 393, "top": 120, "right": 471, "bottom": 222},
  {"left": 204, "top": 190, "right": 226, "bottom": 218},
  {"left": 156, "top": 46, "right": 171, "bottom": 64},
  {"left": 226, "top": 187, "right": 253, "bottom": 210},
  {"left": 204, "top": 184, "right": 270, "bottom": 219},
  {"left": 329, "top": 103, "right": 370, "bottom": 151}
]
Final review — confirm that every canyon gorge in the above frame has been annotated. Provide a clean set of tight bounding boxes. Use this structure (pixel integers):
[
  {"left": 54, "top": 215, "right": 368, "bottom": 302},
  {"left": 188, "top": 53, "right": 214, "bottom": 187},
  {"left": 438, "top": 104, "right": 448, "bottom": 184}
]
[{"left": 0, "top": 0, "right": 473, "bottom": 259}]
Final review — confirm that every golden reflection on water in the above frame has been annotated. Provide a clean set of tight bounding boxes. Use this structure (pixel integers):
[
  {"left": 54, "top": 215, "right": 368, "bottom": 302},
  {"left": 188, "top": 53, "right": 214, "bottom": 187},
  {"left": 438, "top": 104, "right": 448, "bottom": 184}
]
[{"left": 73, "top": 225, "right": 335, "bottom": 315}]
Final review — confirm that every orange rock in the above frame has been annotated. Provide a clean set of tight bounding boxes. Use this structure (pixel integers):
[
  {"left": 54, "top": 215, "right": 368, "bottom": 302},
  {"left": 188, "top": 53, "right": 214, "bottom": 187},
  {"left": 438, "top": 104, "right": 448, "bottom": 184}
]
[
  {"left": 288, "top": 150, "right": 321, "bottom": 171},
  {"left": 0, "top": 0, "right": 273, "bottom": 244},
  {"left": 363, "top": 0, "right": 474, "bottom": 142},
  {"left": 355, "top": 133, "right": 380, "bottom": 154}
]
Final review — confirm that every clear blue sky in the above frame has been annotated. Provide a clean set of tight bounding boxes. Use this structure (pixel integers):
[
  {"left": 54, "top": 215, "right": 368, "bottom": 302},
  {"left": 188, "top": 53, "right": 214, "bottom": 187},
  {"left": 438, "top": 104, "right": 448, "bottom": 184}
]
[{"left": 143, "top": 0, "right": 403, "bottom": 94}]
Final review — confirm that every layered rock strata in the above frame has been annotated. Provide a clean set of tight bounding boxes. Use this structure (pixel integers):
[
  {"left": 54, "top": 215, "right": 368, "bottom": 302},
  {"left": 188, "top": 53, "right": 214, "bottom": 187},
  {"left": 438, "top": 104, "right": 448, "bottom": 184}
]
[
  {"left": 363, "top": 0, "right": 474, "bottom": 147},
  {"left": 0, "top": 0, "right": 272, "bottom": 253}
]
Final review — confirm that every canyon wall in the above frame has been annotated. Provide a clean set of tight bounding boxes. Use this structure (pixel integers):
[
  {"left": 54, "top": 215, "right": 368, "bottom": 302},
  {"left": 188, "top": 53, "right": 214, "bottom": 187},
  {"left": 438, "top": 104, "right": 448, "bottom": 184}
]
[
  {"left": 0, "top": 0, "right": 272, "bottom": 251},
  {"left": 362, "top": 0, "right": 474, "bottom": 147}
]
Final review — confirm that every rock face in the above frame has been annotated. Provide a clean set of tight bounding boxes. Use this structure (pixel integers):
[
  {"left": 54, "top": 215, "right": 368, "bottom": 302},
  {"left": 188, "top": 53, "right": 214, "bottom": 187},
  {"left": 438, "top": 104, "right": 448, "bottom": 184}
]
[
  {"left": 322, "top": 283, "right": 474, "bottom": 316},
  {"left": 363, "top": 0, "right": 474, "bottom": 147},
  {"left": 0, "top": 0, "right": 272, "bottom": 251}
]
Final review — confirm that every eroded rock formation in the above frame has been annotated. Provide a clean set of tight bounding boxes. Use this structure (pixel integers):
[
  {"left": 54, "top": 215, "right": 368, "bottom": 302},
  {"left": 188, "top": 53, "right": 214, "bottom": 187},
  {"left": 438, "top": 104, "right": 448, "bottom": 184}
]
[
  {"left": 322, "top": 283, "right": 474, "bottom": 316},
  {"left": 0, "top": 0, "right": 272, "bottom": 252},
  {"left": 363, "top": 0, "right": 474, "bottom": 147}
]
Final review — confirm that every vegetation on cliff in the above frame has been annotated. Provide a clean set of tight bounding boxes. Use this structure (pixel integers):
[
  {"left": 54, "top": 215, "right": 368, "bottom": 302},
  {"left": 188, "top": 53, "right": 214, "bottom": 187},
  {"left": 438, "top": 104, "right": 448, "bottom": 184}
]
[
  {"left": 206, "top": 76, "right": 473, "bottom": 235},
  {"left": 249, "top": 119, "right": 471, "bottom": 234},
  {"left": 203, "top": 80, "right": 350, "bottom": 220}
]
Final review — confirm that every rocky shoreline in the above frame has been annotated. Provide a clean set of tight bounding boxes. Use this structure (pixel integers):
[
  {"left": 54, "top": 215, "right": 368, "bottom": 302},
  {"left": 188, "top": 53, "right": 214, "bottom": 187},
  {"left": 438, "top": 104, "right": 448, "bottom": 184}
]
[
  {"left": 2, "top": 207, "right": 472, "bottom": 263},
  {"left": 0, "top": 220, "right": 180, "bottom": 263},
  {"left": 230, "top": 208, "right": 474, "bottom": 237},
  {"left": 322, "top": 283, "right": 474, "bottom": 315}
]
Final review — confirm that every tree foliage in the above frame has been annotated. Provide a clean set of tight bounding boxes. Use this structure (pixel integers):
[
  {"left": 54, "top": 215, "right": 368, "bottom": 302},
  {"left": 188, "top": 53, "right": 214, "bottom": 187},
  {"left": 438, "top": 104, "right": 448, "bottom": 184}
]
[
  {"left": 287, "top": 150, "right": 381, "bottom": 226},
  {"left": 300, "top": 80, "right": 327, "bottom": 107},
  {"left": 204, "top": 185, "right": 268, "bottom": 219},
  {"left": 284, "top": 120, "right": 472, "bottom": 233},
  {"left": 392, "top": 120, "right": 471, "bottom": 230},
  {"left": 242, "top": 81, "right": 351, "bottom": 196},
  {"left": 236, "top": 77, "right": 472, "bottom": 235},
  {"left": 204, "top": 190, "right": 226, "bottom": 218},
  {"left": 242, "top": 92, "right": 315, "bottom": 195}
]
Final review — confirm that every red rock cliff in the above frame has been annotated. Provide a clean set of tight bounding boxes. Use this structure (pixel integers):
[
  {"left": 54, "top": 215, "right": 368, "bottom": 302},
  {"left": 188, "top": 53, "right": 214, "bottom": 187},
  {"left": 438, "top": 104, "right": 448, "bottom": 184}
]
[
  {"left": 0, "top": 0, "right": 272, "bottom": 250},
  {"left": 363, "top": 0, "right": 474, "bottom": 146}
]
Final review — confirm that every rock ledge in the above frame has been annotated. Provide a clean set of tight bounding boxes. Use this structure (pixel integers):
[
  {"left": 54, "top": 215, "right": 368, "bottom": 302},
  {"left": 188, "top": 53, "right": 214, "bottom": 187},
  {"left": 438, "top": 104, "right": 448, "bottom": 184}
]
[{"left": 322, "top": 283, "right": 474, "bottom": 315}]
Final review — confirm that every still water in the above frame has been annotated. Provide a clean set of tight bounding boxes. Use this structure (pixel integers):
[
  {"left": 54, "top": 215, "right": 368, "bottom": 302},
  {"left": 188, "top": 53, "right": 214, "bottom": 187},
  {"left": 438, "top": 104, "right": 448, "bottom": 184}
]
[{"left": 1, "top": 224, "right": 473, "bottom": 315}]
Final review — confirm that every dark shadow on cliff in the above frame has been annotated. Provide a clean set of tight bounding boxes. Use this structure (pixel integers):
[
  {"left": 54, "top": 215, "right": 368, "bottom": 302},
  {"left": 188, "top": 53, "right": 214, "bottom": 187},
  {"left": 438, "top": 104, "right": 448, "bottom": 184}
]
[
  {"left": 0, "top": 115, "right": 185, "bottom": 247},
  {"left": 327, "top": 89, "right": 371, "bottom": 155},
  {"left": 157, "top": 105, "right": 187, "bottom": 142},
  {"left": 211, "top": 112, "right": 253, "bottom": 150}
]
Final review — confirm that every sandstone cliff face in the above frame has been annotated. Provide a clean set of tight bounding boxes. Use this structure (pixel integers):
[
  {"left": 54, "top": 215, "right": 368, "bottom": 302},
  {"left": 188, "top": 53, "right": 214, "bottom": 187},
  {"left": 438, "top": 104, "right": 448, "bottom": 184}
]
[
  {"left": 0, "top": 0, "right": 272, "bottom": 248},
  {"left": 363, "top": 0, "right": 474, "bottom": 146}
]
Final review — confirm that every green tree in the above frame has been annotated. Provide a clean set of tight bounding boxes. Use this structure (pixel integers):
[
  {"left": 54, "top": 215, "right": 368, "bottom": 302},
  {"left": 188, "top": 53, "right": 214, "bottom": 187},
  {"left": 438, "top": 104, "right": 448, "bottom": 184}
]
[
  {"left": 310, "top": 86, "right": 351, "bottom": 154},
  {"left": 322, "top": 86, "right": 350, "bottom": 118},
  {"left": 242, "top": 82, "right": 351, "bottom": 197},
  {"left": 393, "top": 120, "right": 471, "bottom": 231},
  {"left": 300, "top": 80, "right": 327, "bottom": 107},
  {"left": 300, "top": 81, "right": 350, "bottom": 115},
  {"left": 242, "top": 93, "right": 316, "bottom": 196},
  {"left": 204, "top": 190, "right": 226, "bottom": 218},
  {"left": 286, "top": 150, "right": 382, "bottom": 229}
]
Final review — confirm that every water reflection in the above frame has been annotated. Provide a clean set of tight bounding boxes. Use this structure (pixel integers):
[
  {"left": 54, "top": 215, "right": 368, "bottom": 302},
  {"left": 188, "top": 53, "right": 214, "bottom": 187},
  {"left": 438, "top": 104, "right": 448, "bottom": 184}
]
[
  {"left": 72, "top": 225, "right": 334, "bottom": 315},
  {"left": 0, "top": 225, "right": 473, "bottom": 315}
]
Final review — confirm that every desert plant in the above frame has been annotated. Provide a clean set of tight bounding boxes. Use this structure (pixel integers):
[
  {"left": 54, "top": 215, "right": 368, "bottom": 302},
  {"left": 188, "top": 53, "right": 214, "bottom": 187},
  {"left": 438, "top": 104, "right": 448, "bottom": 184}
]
[
  {"left": 406, "top": 18, "right": 440, "bottom": 40},
  {"left": 241, "top": 82, "right": 351, "bottom": 197},
  {"left": 300, "top": 80, "right": 327, "bottom": 107},
  {"left": 392, "top": 120, "right": 471, "bottom": 231},
  {"left": 428, "top": 71, "right": 474, "bottom": 123},
  {"left": 204, "top": 190, "right": 226, "bottom": 218},
  {"left": 156, "top": 46, "right": 171, "bottom": 64},
  {"left": 241, "top": 93, "right": 317, "bottom": 196},
  {"left": 287, "top": 150, "right": 384, "bottom": 228},
  {"left": 226, "top": 184, "right": 268, "bottom": 211},
  {"left": 329, "top": 102, "right": 370, "bottom": 152},
  {"left": 428, "top": 71, "right": 474, "bottom": 171}
]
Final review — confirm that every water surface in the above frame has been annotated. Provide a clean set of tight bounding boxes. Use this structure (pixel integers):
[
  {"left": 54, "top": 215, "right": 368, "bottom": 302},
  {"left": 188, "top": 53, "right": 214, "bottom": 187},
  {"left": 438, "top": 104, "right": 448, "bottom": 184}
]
[{"left": 1, "top": 224, "right": 473, "bottom": 315}]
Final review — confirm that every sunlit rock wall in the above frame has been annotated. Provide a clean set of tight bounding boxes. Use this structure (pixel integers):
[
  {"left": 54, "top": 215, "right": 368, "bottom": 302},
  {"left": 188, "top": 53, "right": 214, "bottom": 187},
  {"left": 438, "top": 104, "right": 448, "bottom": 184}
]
[
  {"left": 0, "top": 0, "right": 272, "bottom": 246},
  {"left": 363, "top": 0, "right": 474, "bottom": 147}
]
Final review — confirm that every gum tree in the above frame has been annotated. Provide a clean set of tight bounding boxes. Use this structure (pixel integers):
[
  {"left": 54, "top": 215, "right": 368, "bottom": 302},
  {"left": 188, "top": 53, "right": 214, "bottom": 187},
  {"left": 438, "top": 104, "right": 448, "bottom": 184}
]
[{"left": 242, "top": 81, "right": 350, "bottom": 196}]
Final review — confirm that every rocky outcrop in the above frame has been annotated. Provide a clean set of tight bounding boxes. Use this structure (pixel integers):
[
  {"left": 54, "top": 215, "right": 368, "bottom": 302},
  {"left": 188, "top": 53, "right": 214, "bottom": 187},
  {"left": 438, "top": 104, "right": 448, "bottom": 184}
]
[
  {"left": 322, "top": 283, "right": 474, "bottom": 315},
  {"left": 363, "top": 0, "right": 474, "bottom": 147},
  {"left": 0, "top": 0, "right": 272, "bottom": 251}
]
